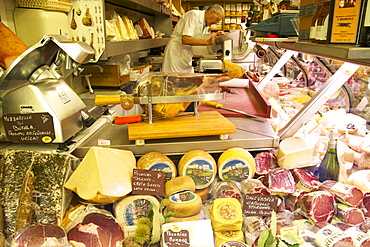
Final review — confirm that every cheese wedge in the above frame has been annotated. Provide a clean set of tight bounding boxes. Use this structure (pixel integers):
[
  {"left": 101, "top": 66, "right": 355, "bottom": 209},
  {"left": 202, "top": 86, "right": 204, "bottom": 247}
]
[
  {"left": 277, "top": 137, "right": 316, "bottom": 169},
  {"left": 64, "top": 147, "right": 136, "bottom": 203}
]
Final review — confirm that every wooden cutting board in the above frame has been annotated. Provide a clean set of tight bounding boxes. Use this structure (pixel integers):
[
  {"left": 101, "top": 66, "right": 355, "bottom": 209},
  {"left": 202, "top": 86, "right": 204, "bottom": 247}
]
[{"left": 128, "top": 111, "right": 236, "bottom": 141}]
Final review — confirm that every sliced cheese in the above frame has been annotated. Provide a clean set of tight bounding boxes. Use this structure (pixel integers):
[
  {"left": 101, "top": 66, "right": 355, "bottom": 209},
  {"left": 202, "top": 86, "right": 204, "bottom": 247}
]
[
  {"left": 166, "top": 191, "right": 202, "bottom": 218},
  {"left": 210, "top": 198, "right": 243, "bottom": 232},
  {"left": 178, "top": 150, "right": 216, "bottom": 189},
  {"left": 165, "top": 175, "right": 195, "bottom": 198},
  {"left": 137, "top": 152, "right": 177, "bottom": 182},
  {"left": 217, "top": 148, "right": 255, "bottom": 182},
  {"left": 277, "top": 137, "right": 316, "bottom": 169},
  {"left": 64, "top": 147, "right": 136, "bottom": 203},
  {"left": 214, "top": 230, "right": 245, "bottom": 247}
]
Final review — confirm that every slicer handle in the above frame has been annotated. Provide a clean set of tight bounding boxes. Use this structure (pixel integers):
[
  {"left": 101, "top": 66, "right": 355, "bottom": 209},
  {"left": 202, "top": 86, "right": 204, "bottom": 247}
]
[
  {"left": 95, "top": 95, "right": 121, "bottom": 106},
  {"left": 202, "top": 101, "right": 223, "bottom": 108}
]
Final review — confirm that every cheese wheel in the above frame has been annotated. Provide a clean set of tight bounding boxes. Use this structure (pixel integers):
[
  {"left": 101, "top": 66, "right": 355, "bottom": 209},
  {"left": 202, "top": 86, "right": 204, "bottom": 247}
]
[
  {"left": 214, "top": 231, "right": 245, "bottom": 247},
  {"left": 217, "top": 148, "right": 256, "bottom": 182},
  {"left": 195, "top": 187, "right": 211, "bottom": 202},
  {"left": 166, "top": 191, "right": 202, "bottom": 218},
  {"left": 166, "top": 210, "right": 202, "bottom": 223},
  {"left": 178, "top": 150, "right": 216, "bottom": 189},
  {"left": 277, "top": 137, "right": 315, "bottom": 169},
  {"left": 114, "top": 195, "right": 160, "bottom": 226},
  {"left": 137, "top": 152, "right": 177, "bottom": 182},
  {"left": 165, "top": 175, "right": 195, "bottom": 198},
  {"left": 210, "top": 198, "right": 243, "bottom": 232}
]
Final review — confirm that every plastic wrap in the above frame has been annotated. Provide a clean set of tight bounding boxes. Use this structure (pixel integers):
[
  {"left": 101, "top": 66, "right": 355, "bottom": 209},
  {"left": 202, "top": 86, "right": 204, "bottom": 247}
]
[
  {"left": 209, "top": 180, "right": 243, "bottom": 204},
  {"left": 134, "top": 72, "right": 231, "bottom": 118}
]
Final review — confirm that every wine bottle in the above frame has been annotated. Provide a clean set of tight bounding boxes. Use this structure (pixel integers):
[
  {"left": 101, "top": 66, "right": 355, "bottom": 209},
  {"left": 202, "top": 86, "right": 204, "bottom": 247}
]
[{"left": 315, "top": 129, "right": 340, "bottom": 182}]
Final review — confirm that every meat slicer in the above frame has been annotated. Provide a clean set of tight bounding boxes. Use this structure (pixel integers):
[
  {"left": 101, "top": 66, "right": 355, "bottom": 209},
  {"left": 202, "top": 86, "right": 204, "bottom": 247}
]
[
  {"left": 0, "top": 35, "right": 95, "bottom": 145},
  {"left": 196, "top": 30, "right": 255, "bottom": 72}
]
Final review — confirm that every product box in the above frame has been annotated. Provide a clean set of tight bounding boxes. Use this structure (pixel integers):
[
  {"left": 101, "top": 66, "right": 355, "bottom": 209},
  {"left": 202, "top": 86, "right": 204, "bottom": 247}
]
[
  {"left": 81, "top": 64, "right": 130, "bottom": 87},
  {"left": 299, "top": 14, "right": 313, "bottom": 40},
  {"left": 129, "top": 65, "right": 150, "bottom": 81}
]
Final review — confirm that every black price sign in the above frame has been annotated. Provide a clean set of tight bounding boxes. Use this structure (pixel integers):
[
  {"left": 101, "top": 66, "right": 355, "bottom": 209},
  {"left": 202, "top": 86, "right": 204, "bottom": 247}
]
[
  {"left": 3, "top": 113, "right": 55, "bottom": 143},
  {"left": 243, "top": 194, "right": 279, "bottom": 217},
  {"left": 132, "top": 169, "right": 165, "bottom": 196},
  {"left": 164, "top": 229, "right": 190, "bottom": 247}
]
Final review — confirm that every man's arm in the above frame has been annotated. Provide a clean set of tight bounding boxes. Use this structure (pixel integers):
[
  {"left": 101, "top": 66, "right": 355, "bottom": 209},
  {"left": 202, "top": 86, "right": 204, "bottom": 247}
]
[{"left": 182, "top": 35, "right": 218, "bottom": 46}]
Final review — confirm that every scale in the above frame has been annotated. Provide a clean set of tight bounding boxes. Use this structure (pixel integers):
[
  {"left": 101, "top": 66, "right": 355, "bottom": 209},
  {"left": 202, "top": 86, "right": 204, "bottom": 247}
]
[
  {"left": 0, "top": 35, "right": 95, "bottom": 146},
  {"left": 94, "top": 72, "right": 237, "bottom": 145}
]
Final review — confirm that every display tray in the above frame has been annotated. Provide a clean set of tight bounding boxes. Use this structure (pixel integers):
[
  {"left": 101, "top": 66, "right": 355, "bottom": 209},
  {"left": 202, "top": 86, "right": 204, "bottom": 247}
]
[
  {"left": 128, "top": 111, "right": 236, "bottom": 141},
  {"left": 198, "top": 81, "right": 272, "bottom": 118}
]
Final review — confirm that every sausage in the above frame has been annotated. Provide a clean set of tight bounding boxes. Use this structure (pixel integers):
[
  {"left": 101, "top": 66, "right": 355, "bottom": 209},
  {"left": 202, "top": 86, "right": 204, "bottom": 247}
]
[{"left": 0, "top": 21, "right": 28, "bottom": 69}]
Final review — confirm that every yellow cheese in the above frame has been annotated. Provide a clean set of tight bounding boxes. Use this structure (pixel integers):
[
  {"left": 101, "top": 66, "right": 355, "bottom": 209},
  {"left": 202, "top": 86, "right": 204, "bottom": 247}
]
[
  {"left": 166, "top": 191, "right": 202, "bottom": 218},
  {"left": 214, "top": 230, "right": 245, "bottom": 247},
  {"left": 210, "top": 198, "right": 243, "bottom": 232},
  {"left": 217, "top": 148, "right": 256, "bottom": 182},
  {"left": 137, "top": 152, "right": 177, "bottom": 182},
  {"left": 165, "top": 175, "right": 195, "bottom": 198},
  {"left": 178, "top": 150, "right": 216, "bottom": 189},
  {"left": 277, "top": 137, "right": 316, "bottom": 169},
  {"left": 348, "top": 170, "right": 370, "bottom": 192},
  {"left": 64, "top": 147, "right": 136, "bottom": 203},
  {"left": 166, "top": 210, "right": 202, "bottom": 223},
  {"left": 195, "top": 187, "right": 211, "bottom": 202}
]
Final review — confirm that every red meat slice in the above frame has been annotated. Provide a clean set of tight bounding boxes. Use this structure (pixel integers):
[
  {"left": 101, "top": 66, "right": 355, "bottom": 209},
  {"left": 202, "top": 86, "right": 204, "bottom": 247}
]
[
  {"left": 319, "top": 180, "right": 364, "bottom": 207},
  {"left": 292, "top": 168, "right": 320, "bottom": 192},
  {"left": 13, "top": 223, "right": 67, "bottom": 246},
  {"left": 254, "top": 151, "right": 277, "bottom": 175},
  {"left": 265, "top": 168, "right": 296, "bottom": 195},
  {"left": 361, "top": 193, "right": 370, "bottom": 217},
  {"left": 296, "top": 191, "right": 336, "bottom": 223},
  {"left": 67, "top": 213, "right": 124, "bottom": 247},
  {"left": 334, "top": 222, "right": 370, "bottom": 247},
  {"left": 336, "top": 204, "right": 365, "bottom": 225}
]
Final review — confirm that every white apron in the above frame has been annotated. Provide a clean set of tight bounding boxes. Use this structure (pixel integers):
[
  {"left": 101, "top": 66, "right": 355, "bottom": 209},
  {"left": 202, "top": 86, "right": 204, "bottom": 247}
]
[{"left": 162, "top": 10, "right": 210, "bottom": 73}]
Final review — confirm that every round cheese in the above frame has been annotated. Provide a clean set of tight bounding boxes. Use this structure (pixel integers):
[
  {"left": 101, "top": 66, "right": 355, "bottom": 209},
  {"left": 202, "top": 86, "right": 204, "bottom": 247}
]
[
  {"left": 195, "top": 187, "right": 211, "bottom": 202},
  {"left": 217, "top": 148, "right": 256, "bottom": 182},
  {"left": 165, "top": 175, "right": 195, "bottom": 198},
  {"left": 166, "top": 191, "right": 202, "bottom": 218},
  {"left": 137, "top": 152, "right": 177, "bottom": 182},
  {"left": 214, "top": 231, "right": 245, "bottom": 247},
  {"left": 165, "top": 210, "right": 202, "bottom": 223},
  {"left": 178, "top": 150, "right": 216, "bottom": 189},
  {"left": 114, "top": 195, "right": 160, "bottom": 226},
  {"left": 210, "top": 198, "right": 243, "bottom": 232}
]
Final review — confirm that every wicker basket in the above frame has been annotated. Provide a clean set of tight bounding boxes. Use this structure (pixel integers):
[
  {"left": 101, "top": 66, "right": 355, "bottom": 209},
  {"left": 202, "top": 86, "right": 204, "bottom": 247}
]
[{"left": 17, "top": 0, "right": 73, "bottom": 13}]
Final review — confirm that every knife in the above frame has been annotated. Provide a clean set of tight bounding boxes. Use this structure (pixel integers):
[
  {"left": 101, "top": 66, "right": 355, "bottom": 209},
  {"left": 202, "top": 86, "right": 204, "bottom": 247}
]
[{"left": 202, "top": 101, "right": 265, "bottom": 122}]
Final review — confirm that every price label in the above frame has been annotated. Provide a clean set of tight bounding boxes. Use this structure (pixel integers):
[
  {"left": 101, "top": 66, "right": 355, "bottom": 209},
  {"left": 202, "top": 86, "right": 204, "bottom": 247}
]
[
  {"left": 3, "top": 113, "right": 55, "bottom": 143},
  {"left": 132, "top": 169, "right": 165, "bottom": 196},
  {"left": 164, "top": 228, "right": 190, "bottom": 247},
  {"left": 242, "top": 194, "right": 279, "bottom": 217}
]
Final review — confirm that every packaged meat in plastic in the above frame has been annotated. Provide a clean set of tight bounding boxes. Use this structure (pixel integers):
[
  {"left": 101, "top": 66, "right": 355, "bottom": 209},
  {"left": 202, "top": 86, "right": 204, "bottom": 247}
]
[
  {"left": 254, "top": 150, "right": 278, "bottom": 175},
  {"left": 6, "top": 223, "right": 68, "bottom": 247},
  {"left": 361, "top": 192, "right": 370, "bottom": 217},
  {"left": 314, "top": 224, "right": 354, "bottom": 247},
  {"left": 134, "top": 18, "right": 154, "bottom": 39},
  {"left": 292, "top": 168, "right": 321, "bottom": 192},
  {"left": 319, "top": 180, "right": 365, "bottom": 207},
  {"left": 63, "top": 204, "right": 124, "bottom": 247},
  {"left": 134, "top": 72, "right": 231, "bottom": 118},
  {"left": 210, "top": 180, "right": 243, "bottom": 204},
  {"left": 285, "top": 189, "right": 308, "bottom": 211},
  {"left": 264, "top": 167, "right": 296, "bottom": 196},
  {"left": 336, "top": 202, "right": 365, "bottom": 225},
  {"left": 296, "top": 191, "right": 337, "bottom": 223},
  {"left": 243, "top": 216, "right": 269, "bottom": 246},
  {"left": 240, "top": 179, "right": 271, "bottom": 195}
]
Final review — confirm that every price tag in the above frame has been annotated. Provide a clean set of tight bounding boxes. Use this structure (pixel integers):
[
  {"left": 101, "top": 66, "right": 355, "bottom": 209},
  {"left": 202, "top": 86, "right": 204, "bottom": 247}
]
[
  {"left": 3, "top": 113, "right": 55, "bottom": 143},
  {"left": 164, "top": 228, "right": 190, "bottom": 247},
  {"left": 242, "top": 194, "right": 279, "bottom": 217},
  {"left": 132, "top": 169, "right": 165, "bottom": 196}
]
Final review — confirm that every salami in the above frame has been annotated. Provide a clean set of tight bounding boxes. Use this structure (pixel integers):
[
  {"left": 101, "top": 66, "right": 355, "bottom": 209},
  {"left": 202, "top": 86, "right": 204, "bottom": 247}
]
[
  {"left": 296, "top": 191, "right": 336, "bottom": 223},
  {"left": 319, "top": 180, "right": 364, "bottom": 207}
]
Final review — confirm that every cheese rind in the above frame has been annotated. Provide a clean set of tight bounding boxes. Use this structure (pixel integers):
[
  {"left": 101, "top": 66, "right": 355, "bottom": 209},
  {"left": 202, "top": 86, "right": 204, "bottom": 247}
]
[
  {"left": 165, "top": 175, "right": 195, "bottom": 198},
  {"left": 64, "top": 147, "right": 136, "bottom": 203},
  {"left": 137, "top": 152, "right": 177, "bottom": 182},
  {"left": 217, "top": 148, "right": 256, "bottom": 181},
  {"left": 178, "top": 150, "right": 216, "bottom": 189},
  {"left": 167, "top": 191, "right": 202, "bottom": 218},
  {"left": 277, "top": 137, "right": 316, "bottom": 169}
]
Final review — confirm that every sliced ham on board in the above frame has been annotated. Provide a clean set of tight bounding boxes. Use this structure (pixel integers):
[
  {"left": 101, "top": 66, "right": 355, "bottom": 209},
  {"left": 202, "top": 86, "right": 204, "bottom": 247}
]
[
  {"left": 67, "top": 212, "right": 124, "bottom": 247},
  {"left": 319, "top": 180, "right": 365, "bottom": 207},
  {"left": 296, "top": 190, "right": 336, "bottom": 223}
]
